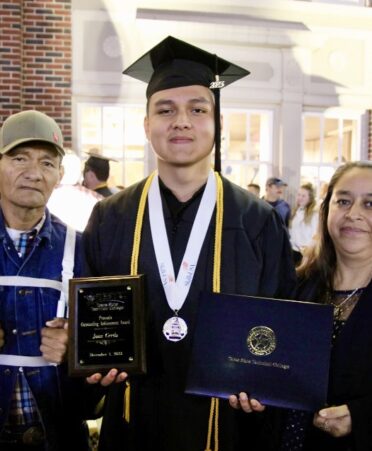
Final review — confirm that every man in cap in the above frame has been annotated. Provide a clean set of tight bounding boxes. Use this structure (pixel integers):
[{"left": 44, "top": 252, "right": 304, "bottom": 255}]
[
  {"left": 84, "top": 36, "right": 296, "bottom": 451},
  {"left": 83, "top": 150, "right": 117, "bottom": 197},
  {"left": 263, "top": 177, "right": 291, "bottom": 228},
  {"left": 0, "top": 110, "right": 99, "bottom": 450}
]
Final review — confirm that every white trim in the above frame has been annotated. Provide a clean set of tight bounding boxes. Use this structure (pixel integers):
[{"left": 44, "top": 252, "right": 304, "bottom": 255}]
[
  {"left": 0, "top": 276, "right": 62, "bottom": 291},
  {"left": 0, "top": 354, "right": 54, "bottom": 367}
]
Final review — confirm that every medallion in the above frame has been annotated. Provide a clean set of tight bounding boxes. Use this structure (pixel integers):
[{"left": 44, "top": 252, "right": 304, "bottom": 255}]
[
  {"left": 148, "top": 170, "right": 216, "bottom": 344},
  {"left": 163, "top": 316, "right": 188, "bottom": 342}
]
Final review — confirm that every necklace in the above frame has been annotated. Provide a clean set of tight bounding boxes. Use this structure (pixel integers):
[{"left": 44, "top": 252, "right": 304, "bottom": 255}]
[{"left": 329, "top": 287, "right": 361, "bottom": 320}]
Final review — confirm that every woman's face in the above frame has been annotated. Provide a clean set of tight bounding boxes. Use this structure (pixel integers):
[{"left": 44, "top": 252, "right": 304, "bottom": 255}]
[
  {"left": 327, "top": 167, "right": 372, "bottom": 264},
  {"left": 296, "top": 188, "right": 310, "bottom": 208}
]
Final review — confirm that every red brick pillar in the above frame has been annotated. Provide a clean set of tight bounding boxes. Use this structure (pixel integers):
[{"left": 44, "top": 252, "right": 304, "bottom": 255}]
[
  {"left": 0, "top": 0, "right": 22, "bottom": 117},
  {"left": 0, "top": 0, "right": 72, "bottom": 147}
]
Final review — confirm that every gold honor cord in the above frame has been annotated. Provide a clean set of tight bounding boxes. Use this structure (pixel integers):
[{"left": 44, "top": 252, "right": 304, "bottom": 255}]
[
  {"left": 205, "top": 172, "right": 223, "bottom": 451},
  {"left": 124, "top": 171, "right": 224, "bottom": 451},
  {"left": 124, "top": 171, "right": 156, "bottom": 423}
]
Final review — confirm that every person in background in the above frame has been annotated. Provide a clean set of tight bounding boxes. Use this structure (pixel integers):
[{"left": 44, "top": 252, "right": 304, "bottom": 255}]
[
  {"left": 289, "top": 183, "right": 319, "bottom": 265},
  {"left": 263, "top": 177, "right": 291, "bottom": 228},
  {"left": 48, "top": 151, "right": 103, "bottom": 231},
  {"left": 247, "top": 183, "right": 261, "bottom": 197},
  {"left": 0, "top": 110, "right": 99, "bottom": 450},
  {"left": 230, "top": 161, "right": 372, "bottom": 451},
  {"left": 83, "top": 36, "right": 296, "bottom": 451},
  {"left": 83, "top": 150, "right": 118, "bottom": 197}
]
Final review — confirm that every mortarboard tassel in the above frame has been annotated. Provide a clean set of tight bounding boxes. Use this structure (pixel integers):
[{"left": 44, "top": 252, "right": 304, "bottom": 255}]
[{"left": 213, "top": 87, "right": 221, "bottom": 173}]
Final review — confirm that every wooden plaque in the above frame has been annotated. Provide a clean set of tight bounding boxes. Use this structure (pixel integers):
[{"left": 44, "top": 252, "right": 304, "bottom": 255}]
[{"left": 68, "top": 275, "right": 146, "bottom": 377}]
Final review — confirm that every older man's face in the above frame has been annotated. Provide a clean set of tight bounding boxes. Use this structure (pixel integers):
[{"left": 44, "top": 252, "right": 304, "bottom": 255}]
[{"left": 0, "top": 143, "right": 62, "bottom": 211}]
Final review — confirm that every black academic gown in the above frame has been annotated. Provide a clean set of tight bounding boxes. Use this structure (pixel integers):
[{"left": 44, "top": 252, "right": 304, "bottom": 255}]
[
  {"left": 83, "top": 176, "right": 296, "bottom": 451},
  {"left": 258, "top": 277, "right": 372, "bottom": 451}
]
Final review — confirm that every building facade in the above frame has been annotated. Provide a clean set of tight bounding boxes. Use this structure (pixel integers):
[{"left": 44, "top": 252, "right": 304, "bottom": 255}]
[{"left": 1, "top": 0, "right": 372, "bottom": 199}]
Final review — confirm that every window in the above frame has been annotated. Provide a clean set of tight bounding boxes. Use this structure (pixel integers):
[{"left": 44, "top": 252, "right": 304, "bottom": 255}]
[
  {"left": 301, "top": 112, "right": 361, "bottom": 200},
  {"left": 221, "top": 109, "right": 273, "bottom": 191},
  {"left": 77, "top": 103, "right": 147, "bottom": 188}
]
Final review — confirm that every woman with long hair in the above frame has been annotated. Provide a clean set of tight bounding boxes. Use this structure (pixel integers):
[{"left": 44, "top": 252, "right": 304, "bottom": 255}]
[
  {"left": 289, "top": 183, "right": 319, "bottom": 265},
  {"left": 231, "top": 161, "right": 372, "bottom": 451}
]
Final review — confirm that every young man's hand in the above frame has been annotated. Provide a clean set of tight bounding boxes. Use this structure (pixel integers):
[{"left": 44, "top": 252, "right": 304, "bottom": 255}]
[
  {"left": 86, "top": 369, "right": 128, "bottom": 385},
  {"left": 229, "top": 392, "right": 266, "bottom": 413}
]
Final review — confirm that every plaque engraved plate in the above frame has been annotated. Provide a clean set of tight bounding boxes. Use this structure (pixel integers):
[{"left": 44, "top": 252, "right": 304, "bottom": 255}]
[{"left": 68, "top": 275, "right": 146, "bottom": 376}]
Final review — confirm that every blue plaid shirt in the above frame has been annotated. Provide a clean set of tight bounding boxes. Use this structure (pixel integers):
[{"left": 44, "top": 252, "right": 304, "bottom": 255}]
[{"left": 4, "top": 223, "right": 42, "bottom": 429}]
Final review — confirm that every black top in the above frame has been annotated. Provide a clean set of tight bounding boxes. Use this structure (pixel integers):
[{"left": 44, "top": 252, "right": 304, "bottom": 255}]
[{"left": 257, "top": 277, "right": 372, "bottom": 451}]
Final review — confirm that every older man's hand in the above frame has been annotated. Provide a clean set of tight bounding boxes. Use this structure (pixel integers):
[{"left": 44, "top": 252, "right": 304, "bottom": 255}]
[{"left": 40, "top": 318, "right": 68, "bottom": 364}]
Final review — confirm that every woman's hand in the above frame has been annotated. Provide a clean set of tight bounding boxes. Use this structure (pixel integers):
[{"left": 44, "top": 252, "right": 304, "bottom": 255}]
[
  {"left": 313, "top": 404, "right": 352, "bottom": 437},
  {"left": 229, "top": 392, "right": 266, "bottom": 413}
]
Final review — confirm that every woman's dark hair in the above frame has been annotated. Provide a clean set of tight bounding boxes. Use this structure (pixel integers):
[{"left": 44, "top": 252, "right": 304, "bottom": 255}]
[{"left": 297, "top": 161, "right": 372, "bottom": 294}]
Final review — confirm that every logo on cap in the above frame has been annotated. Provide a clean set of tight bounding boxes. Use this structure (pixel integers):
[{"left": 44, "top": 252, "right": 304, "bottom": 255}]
[
  {"left": 210, "top": 80, "right": 225, "bottom": 89},
  {"left": 53, "top": 132, "right": 59, "bottom": 143}
]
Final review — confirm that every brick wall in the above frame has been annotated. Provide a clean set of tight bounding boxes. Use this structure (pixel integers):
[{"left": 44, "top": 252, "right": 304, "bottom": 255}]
[{"left": 0, "top": 0, "right": 72, "bottom": 147}]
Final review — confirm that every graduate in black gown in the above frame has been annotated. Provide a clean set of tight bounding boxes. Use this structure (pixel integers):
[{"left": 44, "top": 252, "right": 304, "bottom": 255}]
[
  {"left": 83, "top": 151, "right": 117, "bottom": 197},
  {"left": 83, "top": 36, "right": 296, "bottom": 451}
]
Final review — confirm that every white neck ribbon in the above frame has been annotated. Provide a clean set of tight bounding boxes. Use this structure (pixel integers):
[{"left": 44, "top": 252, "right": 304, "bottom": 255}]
[{"left": 148, "top": 169, "right": 216, "bottom": 313}]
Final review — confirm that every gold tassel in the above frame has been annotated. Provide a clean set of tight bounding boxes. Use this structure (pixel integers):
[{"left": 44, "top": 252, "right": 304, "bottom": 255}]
[
  {"left": 124, "top": 381, "right": 131, "bottom": 423},
  {"left": 124, "top": 172, "right": 156, "bottom": 423},
  {"left": 205, "top": 172, "right": 224, "bottom": 451},
  {"left": 205, "top": 397, "right": 216, "bottom": 451},
  {"left": 205, "top": 397, "right": 220, "bottom": 451},
  {"left": 214, "top": 398, "right": 219, "bottom": 450}
]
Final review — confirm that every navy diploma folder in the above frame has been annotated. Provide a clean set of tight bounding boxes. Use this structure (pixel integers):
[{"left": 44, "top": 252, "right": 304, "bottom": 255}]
[{"left": 185, "top": 292, "right": 333, "bottom": 411}]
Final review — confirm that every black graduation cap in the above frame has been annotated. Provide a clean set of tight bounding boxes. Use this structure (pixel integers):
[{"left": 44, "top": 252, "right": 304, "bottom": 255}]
[
  {"left": 84, "top": 149, "right": 117, "bottom": 179},
  {"left": 122, "top": 36, "right": 250, "bottom": 172}
]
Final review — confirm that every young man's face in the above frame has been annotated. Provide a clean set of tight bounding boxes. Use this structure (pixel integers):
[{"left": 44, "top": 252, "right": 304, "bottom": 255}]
[
  {"left": 0, "top": 144, "right": 63, "bottom": 211},
  {"left": 144, "top": 85, "right": 215, "bottom": 168},
  {"left": 266, "top": 183, "right": 283, "bottom": 201}
]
